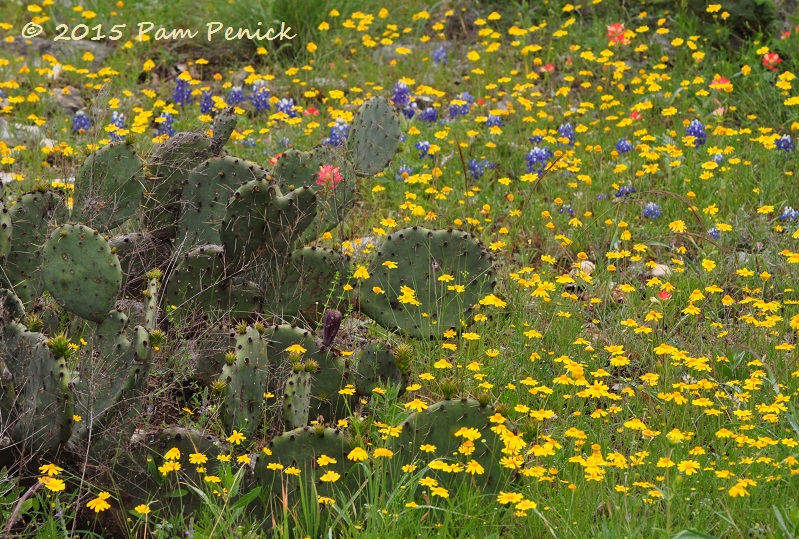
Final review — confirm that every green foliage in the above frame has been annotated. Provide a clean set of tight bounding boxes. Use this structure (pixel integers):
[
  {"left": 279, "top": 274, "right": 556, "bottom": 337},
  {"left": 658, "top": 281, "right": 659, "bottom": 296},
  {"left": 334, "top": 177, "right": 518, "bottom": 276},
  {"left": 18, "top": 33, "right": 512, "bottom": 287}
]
[{"left": 686, "top": 0, "right": 777, "bottom": 37}]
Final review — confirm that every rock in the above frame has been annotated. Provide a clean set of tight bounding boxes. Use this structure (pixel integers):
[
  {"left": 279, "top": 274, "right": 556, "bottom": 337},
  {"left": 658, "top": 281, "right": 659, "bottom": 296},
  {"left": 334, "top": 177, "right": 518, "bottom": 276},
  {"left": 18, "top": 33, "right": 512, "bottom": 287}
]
[
  {"left": 0, "top": 118, "right": 45, "bottom": 145},
  {"left": 0, "top": 36, "right": 112, "bottom": 65},
  {"left": 53, "top": 86, "right": 84, "bottom": 113},
  {"left": 649, "top": 264, "right": 672, "bottom": 278},
  {"left": 311, "top": 77, "right": 348, "bottom": 90}
]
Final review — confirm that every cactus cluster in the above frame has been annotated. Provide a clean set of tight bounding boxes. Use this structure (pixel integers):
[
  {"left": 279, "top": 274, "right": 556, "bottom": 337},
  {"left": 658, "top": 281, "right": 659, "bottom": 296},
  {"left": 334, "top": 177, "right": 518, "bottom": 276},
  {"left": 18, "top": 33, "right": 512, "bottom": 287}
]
[
  {"left": 0, "top": 264, "right": 157, "bottom": 465},
  {"left": 0, "top": 94, "right": 509, "bottom": 529}
]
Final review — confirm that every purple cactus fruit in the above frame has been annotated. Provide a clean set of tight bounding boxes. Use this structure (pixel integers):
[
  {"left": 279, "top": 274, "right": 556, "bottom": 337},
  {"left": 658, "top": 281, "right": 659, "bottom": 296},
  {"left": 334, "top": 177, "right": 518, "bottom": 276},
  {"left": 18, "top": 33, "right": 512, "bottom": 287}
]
[{"left": 322, "top": 309, "right": 343, "bottom": 348}]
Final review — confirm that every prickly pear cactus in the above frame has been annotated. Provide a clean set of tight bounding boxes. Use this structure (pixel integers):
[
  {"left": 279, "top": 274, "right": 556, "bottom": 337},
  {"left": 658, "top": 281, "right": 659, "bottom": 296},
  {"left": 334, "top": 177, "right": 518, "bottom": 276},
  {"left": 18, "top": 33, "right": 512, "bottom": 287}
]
[
  {"left": 177, "top": 156, "right": 269, "bottom": 249},
  {"left": 210, "top": 107, "right": 237, "bottom": 155},
  {"left": 2, "top": 190, "right": 68, "bottom": 304},
  {"left": 355, "top": 342, "right": 407, "bottom": 397},
  {"left": 72, "top": 141, "right": 145, "bottom": 232},
  {"left": 164, "top": 244, "right": 262, "bottom": 326},
  {"left": 254, "top": 425, "right": 361, "bottom": 506},
  {"left": 359, "top": 227, "right": 495, "bottom": 338},
  {"left": 42, "top": 224, "right": 123, "bottom": 323},
  {"left": 346, "top": 96, "right": 401, "bottom": 177},
  {"left": 187, "top": 322, "right": 236, "bottom": 386},
  {"left": 112, "top": 427, "right": 228, "bottom": 511},
  {"left": 0, "top": 202, "right": 11, "bottom": 264},
  {"left": 393, "top": 398, "right": 513, "bottom": 494},
  {"left": 67, "top": 315, "right": 152, "bottom": 458},
  {"left": 273, "top": 146, "right": 358, "bottom": 242},
  {"left": 219, "top": 180, "right": 316, "bottom": 270},
  {"left": 142, "top": 131, "right": 212, "bottom": 239},
  {"left": 218, "top": 326, "right": 280, "bottom": 439},
  {"left": 259, "top": 246, "right": 352, "bottom": 328},
  {"left": 309, "top": 351, "right": 352, "bottom": 425},
  {"left": 110, "top": 232, "right": 172, "bottom": 296},
  {"left": 0, "top": 288, "right": 25, "bottom": 323},
  {"left": 282, "top": 368, "right": 312, "bottom": 430},
  {"left": 0, "top": 322, "right": 73, "bottom": 456}
]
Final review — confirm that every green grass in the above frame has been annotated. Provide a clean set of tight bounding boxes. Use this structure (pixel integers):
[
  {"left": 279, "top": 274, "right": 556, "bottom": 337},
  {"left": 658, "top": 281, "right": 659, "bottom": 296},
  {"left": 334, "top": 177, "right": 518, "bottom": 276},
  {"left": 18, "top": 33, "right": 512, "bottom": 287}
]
[{"left": 2, "top": 0, "right": 799, "bottom": 537}]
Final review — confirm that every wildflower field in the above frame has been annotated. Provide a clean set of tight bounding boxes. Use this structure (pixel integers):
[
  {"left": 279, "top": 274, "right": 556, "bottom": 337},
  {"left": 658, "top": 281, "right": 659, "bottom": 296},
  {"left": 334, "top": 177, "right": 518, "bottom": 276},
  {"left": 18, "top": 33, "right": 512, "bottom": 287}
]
[{"left": 1, "top": 0, "right": 798, "bottom": 537}]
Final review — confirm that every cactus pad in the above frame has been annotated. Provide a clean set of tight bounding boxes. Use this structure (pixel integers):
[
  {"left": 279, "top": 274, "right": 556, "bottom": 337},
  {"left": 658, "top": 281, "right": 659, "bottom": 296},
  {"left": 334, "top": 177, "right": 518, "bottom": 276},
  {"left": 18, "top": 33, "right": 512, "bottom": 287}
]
[
  {"left": 0, "top": 202, "right": 11, "bottom": 264},
  {"left": 42, "top": 224, "right": 123, "bottom": 323},
  {"left": 346, "top": 96, "right": 401, "bottom": 176},
  {"left": 218, "top": 326, "right": 280, "bottom": 439},
  {"left": 164, "top": 244, "right": 262, "bottom": 325},
  {"left": 72, "top": 141, "right": 145, "bottom": 231},
  {"left": 2, "top": 325, "right": 73, "bottom": 455},
  {"left": 254, "top": 426, "right": 360, "bottom": 503},
  {"left": 112, "top": 427, "right": 228, "bottom": 511},
  {"left": 142, "top": 132, "right": 212, "bottom": 239},
  {"left": 177, "top": 156, "right": 269, "bottom": 249},
  {"left": 259, "top": 247, "right": 352, "bottom": 328},
  {"left": 210, "top": 107, "right": 237, "bottom": 155},
  {"left": 282, "top": 369, "right": 312, "bottom": 430},
  {"left": 355, "top": 342, "right": 407, "bottom": 397},
  {"left": 220, "top": 180, "right": 316, "bottom": 270},
  {"left": 393, "top": 398, "right": 513, "bottom": 494},
  {"left": 359, "top": 227, "right": 495, "bottom": 338},
  {"left": 2, "top": 190, "right": 68, "bottom": 304},
  {"left": 273, "top": 146, "right": 358, "bottom": 241}
]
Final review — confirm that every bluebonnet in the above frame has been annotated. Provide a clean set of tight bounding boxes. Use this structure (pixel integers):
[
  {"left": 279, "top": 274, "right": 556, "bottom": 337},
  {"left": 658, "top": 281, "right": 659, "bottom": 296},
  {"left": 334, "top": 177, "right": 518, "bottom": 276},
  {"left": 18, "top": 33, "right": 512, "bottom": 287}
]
[
  {"left": 72, "top": 110, "right": 91, "bottom": 133},
  {"left": 172, "top": 79, "right": 192, "bottom": 107},
  {"left": 155, "top": 112, "right": 175, "bottom": 138},
  {"left": 685, "top": 119, "right": 707, "bottom": 147},
  {"left": 200, "top": 91, "right": 214, "bottom": 114},
  {"left": 558, "top": 123, "right": 575, "bottom": 145},
  {"left": 415, "top": 140, "right": 432, "bottom": 159},
  {"left": 449, "top": 91, "right": 474, "bottom": 118},
  {"left": 779, "top": 206, "right": 799, "bottom": 221},
  {"left": 776, "top": 134, "right": 795, "bottom": 152},
  {"left": 615, "top": 185, "right": 636, "bottom": 198},
  {"left": 278, "top": 137, "right": 291, "bottom": 149},
  {"left": 396, "top": 164, "right": 413, "bottom": 181},
  {"left": 250, "top": 83, "right": 270, "bottom": 112},
  {"left": 392, "top": 81, "right": 411, "bottom": 108},
  {"left": 402, "top": 102, "right": 418, "bottom": 119},
  {"left": 392, "top": 81, "right": 417, "bottom": 118},
  {"left": 322, "top": 118, "right": 349, "bottom": 147},
  {"left": 227, "top": 86, "right": 245, "bottom": 106},
  {"left": 616, "top": 138, "right": 633, "bottom": 154},
  {"left": 242, "top": 137, "right": 256, "bottom": 148},
  {"left": 712, "top": 153, "right": 724, "bottom": 163},
  {"left": 468, "top": 159, "right": 495, "bottom": 180},
  {"left": 558, "top": 204, "right": 574, "bottom": 216},
  {"left": 0, "top": 89, "right": 6, "bottom": 99},
  {"left": 419, "top": 107, "right": 437, "bottom": 122},
  {"left": 707, "top": 227, "right": 720, "bottom": 239},
  {"left": 596, "top": 193, "right": 608, "bottom": 200},
  {"left": 643, "top": 202, "right": 662, "bottom": 219},
  {"left": 529, "top": 135, "right": 543, "bottom": 144},
  {"left": 276, "top": 98, "right": 297, "bottom": 118},
  {"left": 109, "top": 111, "right": 126, "bottom": 141},
  {"left": 525, "top": 146, "right": 553, "bottom": 175},
  {"left": 433, "top": 45, "right": 448, "bottom": 64},
  {"left": 486, "top": 115, "right": 502, "bottom": 128}
]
